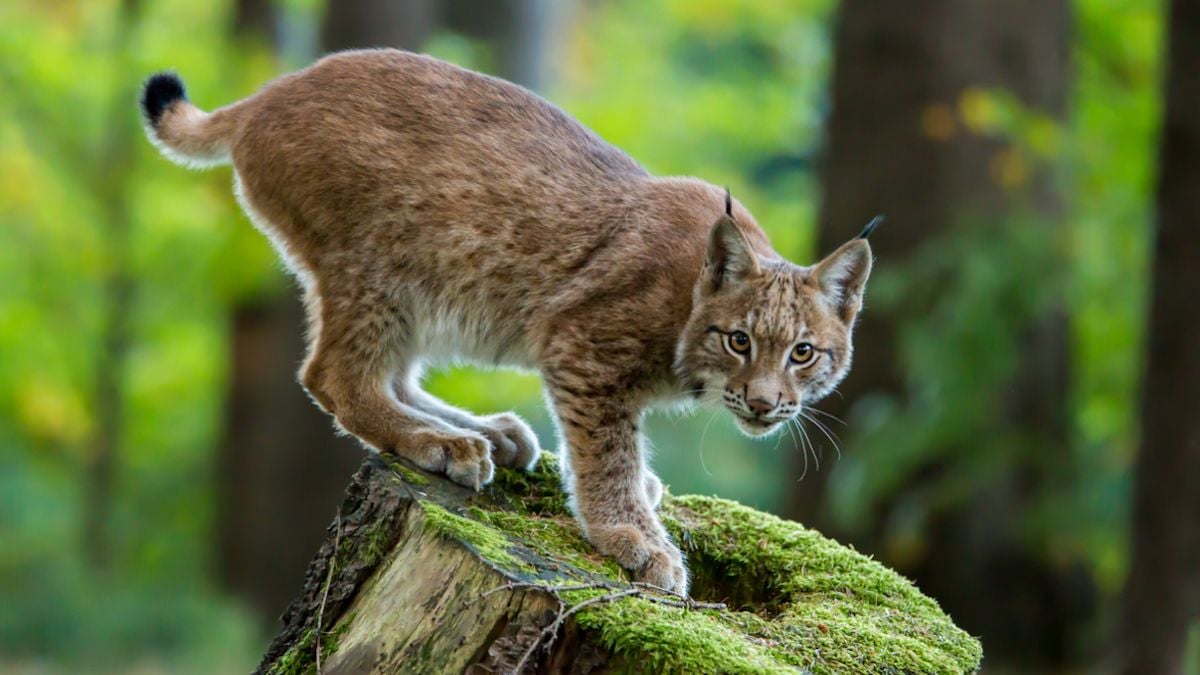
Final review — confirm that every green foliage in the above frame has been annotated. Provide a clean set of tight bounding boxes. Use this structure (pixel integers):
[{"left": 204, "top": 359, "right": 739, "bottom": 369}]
[
  {"left": 1065, "top": 0, "right": 1161, "bottom": 590},
  {"left": 0, "top": 0, "right": 277, "bottom": 670},
  {"left": 828, "top": 215, "right": 1068, "bottom": 528},
  {"left": 556, "top": 0, "right": 834, "bottom": 263}
]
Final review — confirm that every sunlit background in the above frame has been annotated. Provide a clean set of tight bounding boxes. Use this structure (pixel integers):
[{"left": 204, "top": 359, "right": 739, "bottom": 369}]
[{"left": 1, "top": 0, "right": 1195, "bottom": 672}]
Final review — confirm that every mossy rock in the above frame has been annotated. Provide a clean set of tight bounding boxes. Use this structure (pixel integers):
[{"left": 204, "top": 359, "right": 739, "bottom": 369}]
[{"left": 257, "top": 454, "right": 982, "bottom": 674}]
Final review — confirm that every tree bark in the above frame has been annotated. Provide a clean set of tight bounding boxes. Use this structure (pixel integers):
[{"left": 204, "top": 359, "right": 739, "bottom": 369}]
[
  {"left": 801, "top": 0, "right": 1077, "bottom": 665},
  {"left": 1119, "top": 0, "right": 1200, "bottom": 670},
  {"left": 255, "top": 456, "right": 982, "bottom": 674}
]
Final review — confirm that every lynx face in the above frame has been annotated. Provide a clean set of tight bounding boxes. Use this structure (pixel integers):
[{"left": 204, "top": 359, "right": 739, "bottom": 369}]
[{"left": 675, "top": 213, "right": 874, "bottom": 438}]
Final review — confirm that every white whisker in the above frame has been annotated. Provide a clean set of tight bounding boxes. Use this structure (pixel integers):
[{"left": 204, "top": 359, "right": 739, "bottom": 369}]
[
  {"left": 804, "top": 406, "right": 847, "bottom": 427},
  {"left": 807, "top": 420, "right": 820, "bottom": 473},
  {"left": 696, "top": 408, "right": 720, "bottom": 478},
  {"left": 791, "top": 418, "right": 811, "bottom": 482},
  {"left": 784, "top": 419, "right": 801, "bottom": 467},
  {"left": 800, "top": 407, "right": 843, "bottom": 462}
]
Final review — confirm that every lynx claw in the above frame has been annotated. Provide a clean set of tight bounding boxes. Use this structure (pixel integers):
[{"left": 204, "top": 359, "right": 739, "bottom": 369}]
[
  {"left": 588, "top": 522, "right": 688, "bottom": 595},
  {"left": 640, "top": 547, "right": 688, "bottom": 595}
]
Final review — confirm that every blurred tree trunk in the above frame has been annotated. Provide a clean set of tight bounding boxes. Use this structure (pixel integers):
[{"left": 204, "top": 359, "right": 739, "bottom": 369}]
[
  {"left": 442, "top": 0, "right": 557, "bottom": 89},
  {"left": 218, "top": 298, "right": 366, "bottom": 623},
  {"left": 799, "top": 0, "right": 1080, "bottom": 665},
  {"left": 83, "top": 0, "right": 142, "bottom": 571},
  {"left": 320, "top": 0, "right": 434, "bottom": 55},
  {"left": 233, "top": 0, "right": 278, "bottom": 45},
  {"left": 1120, "top": 0, "right": 1200, "bottom": 670}
]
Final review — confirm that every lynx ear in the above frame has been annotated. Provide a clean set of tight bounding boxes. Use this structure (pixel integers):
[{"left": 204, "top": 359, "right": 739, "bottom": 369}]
[
  {"left": 703, "top": 213, "right": 761, "bottom": 294},
  {"left": 812, "top": 238, "right": 873, "bottom": 324}
]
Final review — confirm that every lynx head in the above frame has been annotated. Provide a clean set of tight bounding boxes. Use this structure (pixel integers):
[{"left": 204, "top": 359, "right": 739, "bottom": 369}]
[{"left": 675, "top": 201, "right": 877, "bottom": 437}]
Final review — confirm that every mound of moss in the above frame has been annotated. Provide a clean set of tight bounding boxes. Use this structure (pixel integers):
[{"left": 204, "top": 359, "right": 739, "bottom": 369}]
[{"left": 405, "top": 454, "right": 984, "bottom": 674}]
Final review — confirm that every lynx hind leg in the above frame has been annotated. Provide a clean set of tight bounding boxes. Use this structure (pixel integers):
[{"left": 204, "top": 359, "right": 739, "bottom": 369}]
[
  {"left": 299, "top": 298, "right": 495, "bottom": 489},
  {"left": 404, "top": 387, "right": 541, "bottom": 470}
]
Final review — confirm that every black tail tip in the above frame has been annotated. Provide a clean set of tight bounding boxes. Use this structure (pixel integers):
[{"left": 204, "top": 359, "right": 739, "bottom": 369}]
[{"left": 140, "top": 72, "right": 187, "bottom": 127}]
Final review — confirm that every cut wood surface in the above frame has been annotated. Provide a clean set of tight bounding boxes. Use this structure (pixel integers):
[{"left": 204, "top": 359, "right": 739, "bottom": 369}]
[{"left": 255, "top": 454, "right": 983, "bottom": 674}]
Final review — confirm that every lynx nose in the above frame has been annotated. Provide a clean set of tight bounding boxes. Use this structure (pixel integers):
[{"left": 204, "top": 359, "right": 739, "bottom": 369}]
[{"left": 746, "top": 398, "right": 774, "bottom": 415}]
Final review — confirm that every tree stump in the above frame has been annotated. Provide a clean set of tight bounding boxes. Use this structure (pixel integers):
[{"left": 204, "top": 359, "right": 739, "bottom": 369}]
[{"left": 255, "top": 454, "right": 983, "bottom": 674}]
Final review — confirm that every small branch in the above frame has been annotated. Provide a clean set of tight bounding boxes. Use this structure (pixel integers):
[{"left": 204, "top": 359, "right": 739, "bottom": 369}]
[
  {"left": 315, "top": 512, "right": 342, "bottom": 675},
  {"left": 512, "top": 588, "right": 640, "bottom": 674},
  {"left": 631, "top": 581, "right": 727, "bottom": 610},
  {"left": 479, "top": 581, "right": 607, "bottom": 601}
]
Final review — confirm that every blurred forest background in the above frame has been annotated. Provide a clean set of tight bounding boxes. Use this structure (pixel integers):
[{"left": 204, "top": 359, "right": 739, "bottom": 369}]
[{"left": 1, "top": 0, "right": 1197, "bottom": 672}]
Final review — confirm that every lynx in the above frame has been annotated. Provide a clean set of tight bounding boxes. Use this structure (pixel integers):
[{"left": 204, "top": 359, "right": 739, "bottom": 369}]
[{"left": 140, "top": 49, "right": 875, "bottom": 594}]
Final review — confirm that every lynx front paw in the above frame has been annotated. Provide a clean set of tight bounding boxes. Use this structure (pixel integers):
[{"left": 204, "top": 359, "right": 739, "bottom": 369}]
[
  {"left": 408, "top": 428, "right": 495, "bottom": 490},
  {"left": 588, "top": 522, "right": 688, "bottom": 595},
  {"left": 478, "top": 412, "right": 541, "bottom": 470}
]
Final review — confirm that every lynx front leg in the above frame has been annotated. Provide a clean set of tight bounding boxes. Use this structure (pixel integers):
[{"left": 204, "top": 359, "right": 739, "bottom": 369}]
[{"left": 549, "top": 389, "right": 687, "bottom": 594}]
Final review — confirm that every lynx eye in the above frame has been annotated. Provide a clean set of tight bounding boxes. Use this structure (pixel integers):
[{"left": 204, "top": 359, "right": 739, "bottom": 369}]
[
  {"left": 790, "top": 342, "right": 818, "bottom": 367},
  {"left": 726, "top": 330, "right": 752, "bottom": 356}
]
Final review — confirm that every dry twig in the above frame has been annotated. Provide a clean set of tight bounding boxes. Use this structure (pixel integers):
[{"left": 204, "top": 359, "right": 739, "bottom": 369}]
[
  {"left": 481, "top": 579, "right": 727, "bottom": 674},
  {"left": 315, "top": 511, "right": 342, "bottom": 674}
]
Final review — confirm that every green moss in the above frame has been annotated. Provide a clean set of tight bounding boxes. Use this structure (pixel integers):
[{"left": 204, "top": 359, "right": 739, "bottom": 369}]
[
  {"left": 267, "top": 615, "right": 354, "bottom": 675},
  {"left": 418, "top": 501, "right": 533, "bottom": 573},
  {"left": 338, "top": 517, "right": 393, "bottom": 569},
  {"left": 487, "top": 456, "right": 570, "bottom": 516},
  {"left": 470, "top": 507, "right": 626, "bottom": 580},
  {"left": 409, "top": 455, "right": 981, "bottom": 673},
  {"left": 571, "top": 593, "right": 787, "bottom": 674},
  {"left": 624, "top": 495, "right": 986, "bottom": 674},
  {"left": 386, "top": 459, "right": 430, "bottom": 486}
]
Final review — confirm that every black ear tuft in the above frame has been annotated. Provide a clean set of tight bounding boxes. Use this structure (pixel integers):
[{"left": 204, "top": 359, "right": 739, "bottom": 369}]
[
  {"left": 140, "top": 72, "right": 187, "bottom": 127},
  {"left": 724, "top": 188, "right": 733, "bottom": 218},
  {"left": 704, "top": 214, "right": 760, "bottom": 294},
  {"left": 858, "top": 215, "right": 884, "bottom": 240}
]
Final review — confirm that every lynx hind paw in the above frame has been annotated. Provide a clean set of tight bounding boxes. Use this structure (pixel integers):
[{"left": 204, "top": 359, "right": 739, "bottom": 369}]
[
  {"left": 408, "top": 429, "right": 495, "bottom": 491},
  {"left": 480, "top": 412, "right": 541, "bottom": 470}
]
